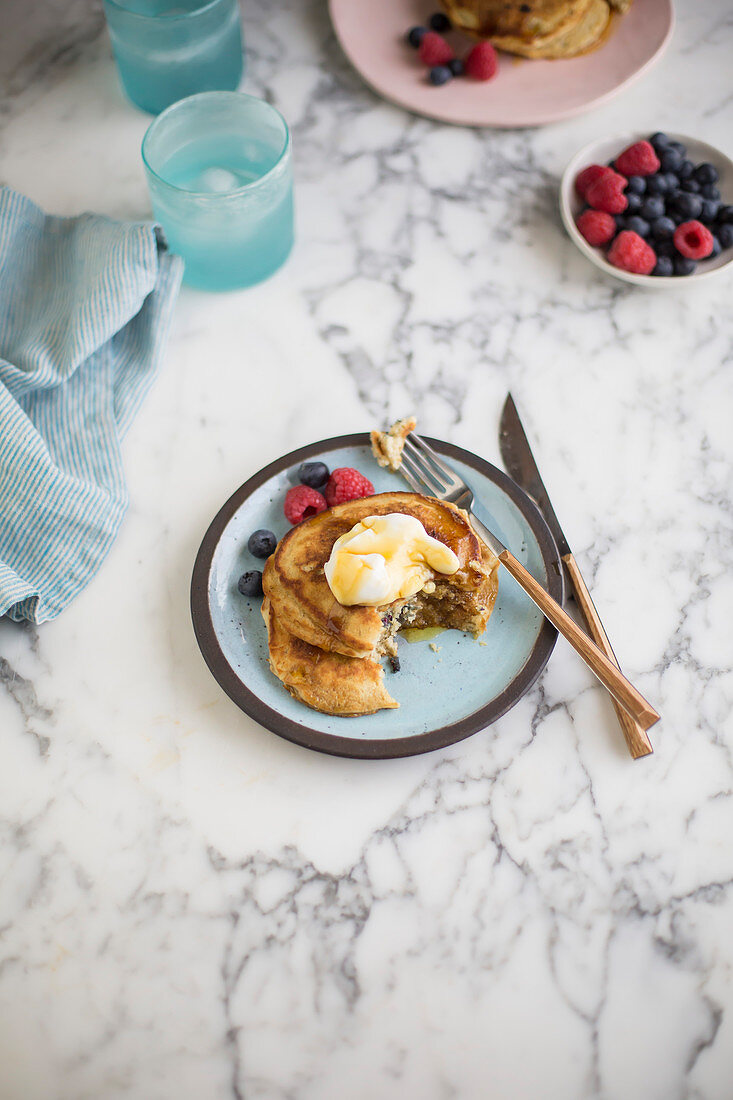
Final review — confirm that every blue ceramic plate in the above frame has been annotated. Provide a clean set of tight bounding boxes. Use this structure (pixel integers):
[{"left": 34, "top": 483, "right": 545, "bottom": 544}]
[{"left": 191, "top": 434, "right": 563, "bottom": 758}]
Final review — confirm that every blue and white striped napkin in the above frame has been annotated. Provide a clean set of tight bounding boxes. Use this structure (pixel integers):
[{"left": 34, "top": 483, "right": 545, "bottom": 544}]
[{"left": 0, "top": 187, "right": 183, "bottom": 623}]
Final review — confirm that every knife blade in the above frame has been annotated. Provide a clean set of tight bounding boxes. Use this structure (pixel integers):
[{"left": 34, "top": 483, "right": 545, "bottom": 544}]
[{"left": 498, "top": 393, "right": 654, "bottom": 759}]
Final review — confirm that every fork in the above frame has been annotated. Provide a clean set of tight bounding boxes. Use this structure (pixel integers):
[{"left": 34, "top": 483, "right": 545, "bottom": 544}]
[{"left": 400, "top": 434, "right": 660, "bottom": 732}]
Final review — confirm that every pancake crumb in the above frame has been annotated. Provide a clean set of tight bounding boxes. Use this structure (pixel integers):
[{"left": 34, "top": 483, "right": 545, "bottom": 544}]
[{"left": 370, "top": 416, "right": 417, "bottom": 471}]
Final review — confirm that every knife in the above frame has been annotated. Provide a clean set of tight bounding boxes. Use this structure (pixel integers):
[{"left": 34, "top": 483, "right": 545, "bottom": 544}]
[{"left": 499, "top": 393, "right": 654, "bottom": 759}]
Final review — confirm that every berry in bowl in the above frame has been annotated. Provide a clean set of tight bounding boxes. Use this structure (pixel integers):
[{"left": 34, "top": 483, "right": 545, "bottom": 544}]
[{"left": 560, "top": 132, "right": 733, "bottom": 287}]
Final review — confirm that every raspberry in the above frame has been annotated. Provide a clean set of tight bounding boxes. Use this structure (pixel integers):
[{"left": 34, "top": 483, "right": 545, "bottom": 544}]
[
  {"left": 464, "top": 42, "right": 498, "bottom": 81},
  {"left": 418, "top": 32, "right": 454, "bottom": 67},
  {"left": 324, "top": 468, "right": 375, "bottom": 508},
  {"left": 585, "top": 170, "right": 628, "bottom": 215},
  {"left": 607, "top": 230, "right": 657, "bottom": 275},
  {"left": 284, "top": 485, "right": 327, "bottom": 524},
  {"left": 614, "top": 141, "right": 660, "bottom": 178},
  {"left": 575, "top": 164, "right": 613, "bottom": 200},
  {"left": 673, "top": 220, "right": 714, "bottom": 260},
  {"left": 576, "top": 209, "right": 616, "bottom": 247}
]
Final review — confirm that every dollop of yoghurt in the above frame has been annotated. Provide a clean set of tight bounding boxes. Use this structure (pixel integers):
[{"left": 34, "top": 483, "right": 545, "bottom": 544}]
[{"left": 324, "top": 513, "right": 460, "bottom": 607}]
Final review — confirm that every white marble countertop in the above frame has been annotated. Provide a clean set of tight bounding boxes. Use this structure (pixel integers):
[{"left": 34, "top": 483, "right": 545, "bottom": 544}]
[{"left": 2, "top": 2, "right": 733, "bottom": 1097}]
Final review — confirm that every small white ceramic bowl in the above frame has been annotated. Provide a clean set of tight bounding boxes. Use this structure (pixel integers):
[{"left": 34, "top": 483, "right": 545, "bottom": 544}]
[{"left": 560, "top": 131, "right": 733, "bottom": 288}]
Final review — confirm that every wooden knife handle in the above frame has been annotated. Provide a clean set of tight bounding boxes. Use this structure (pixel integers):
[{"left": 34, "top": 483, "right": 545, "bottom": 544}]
[
  {"left": 497, "top": 549, "right": 660, "bottom": 733},
  {"left": 562, "top": 553, "right": 653, "bottom": 759}
]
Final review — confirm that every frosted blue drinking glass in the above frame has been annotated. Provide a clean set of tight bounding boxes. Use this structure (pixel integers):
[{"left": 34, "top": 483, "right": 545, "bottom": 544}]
[
  {"left": 102, "top": 0, "right": 244, "bottom": 115},
  {"left": 142, "top": 92, "right": 294, "bottom": 290}
]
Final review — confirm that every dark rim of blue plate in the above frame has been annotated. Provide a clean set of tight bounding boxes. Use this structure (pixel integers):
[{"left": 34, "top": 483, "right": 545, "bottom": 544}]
[{"left": 190, "top": 433, "right": 564, "bottom": 760}]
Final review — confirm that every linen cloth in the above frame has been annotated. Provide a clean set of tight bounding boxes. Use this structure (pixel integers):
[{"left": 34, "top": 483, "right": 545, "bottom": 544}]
[{"left": 0, "top": 187, "right": 183, "bottom": 623}]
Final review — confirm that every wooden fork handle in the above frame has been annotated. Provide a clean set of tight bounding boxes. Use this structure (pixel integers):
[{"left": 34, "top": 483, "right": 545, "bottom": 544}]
[
  {"left": 497, "top": 549, "right": 660, "bottom": 733},
  {"left": 562, "top": 553, "right": 653, "bottom": 759}
]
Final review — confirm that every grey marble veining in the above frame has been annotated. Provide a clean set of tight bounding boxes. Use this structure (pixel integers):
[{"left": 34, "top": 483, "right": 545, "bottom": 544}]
[{"left": 1, "top": 1, "right": 733, "bottom": 1097}]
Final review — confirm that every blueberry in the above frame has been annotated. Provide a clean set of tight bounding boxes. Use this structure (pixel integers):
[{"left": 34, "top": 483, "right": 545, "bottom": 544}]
[
  {"left": 700, "top": 184, "right": 720, "bottom": 201},
  {"left": 448, "top": 58, "right": 464, "bottom": 76},
  {"left": 669, "top": 140, "right": 687, "bottom": 157},
  {"left": 626, "top": 192, "right": 642, "bottom": 214},
  {"left": 640, "top": 196, "right": 665, "bottom": 220},
  {"left": 650, "top": 131, "right": 672, "bottom": 151},
  {"left": 652, "top": 256, "right": 674, "bottom": 277},
  {"left": 709, "top": 235, "right": 722, "bottom": 259},
  {"left": 694, "top": 162, "right": 718, "bottom": 185},
  {"left": 646, "top": 174, "right": 669, "bottom": 196},
  {"left": 655, "top": 238, "right": 675, "bottom": 258},
  {"left": 238, "top": 570, "right": 263, "bottom": 597},
  {"left": 625, "top": 215, "right": 650, "bottom": 238},
  {"left": 718, "top": 223, "right": 733, "bottom": 249},
  {"left": 718, "top": 205, "right": 733, "bottom": 224},
  {"left": 700, "top": 199, "right": 720, "bottom": 224},
  {"left": 298, "top": 461, "right": 329, "bottom": 488},
  {"left": 406, "top": 25, "right": 427, "bottom": 47},
  {"left": 247, "top": 529, "right": 277, "bottom": 558},
  {"left": 650, "top": 216, "right": 676, "bottom": 240},
  {"left": 664, "top": 172, "right": 680, "bottom": 191},
  {"left": 677, "top": 159, "right": 694, "bottom": 180},
  {"left": 614, "top": 214, "right": 627, "bottom": 231},
  {"left": 660, "top": 149, "right": 683, "bottom": 173},
  {"left": 673, "top": 255, "right": 696, "bottom": 277},
  {"left": 429, "top": 11, "right": 451, "bottom": 31},
  {"left": 626, "top": 175, "right": 646, "bottom": 195},
  {"left": 428, "top": 65, "right": 452, "bottom": 85},
  {"left": 672, "top": 191, "right": 703, "bottom": 220},
  {"left": 681, "top": 178, "right": 701, "bottom": 193}
]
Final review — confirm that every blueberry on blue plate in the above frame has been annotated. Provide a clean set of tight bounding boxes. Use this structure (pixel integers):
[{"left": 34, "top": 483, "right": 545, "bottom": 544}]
[
  {"left": 677, "top": 159, "right": 694, "bottom": 180},
  {"left": 298, "top": 460, "right": 329, "bottom": 488},
  {"left": 718, "top": 223, "right": 733, "bottom": 249},
  {"left": 448, "top": 58, "right": 465, "bottom": 75},
  {"left": 650, "top": 132, "right": 672, "bottom": 151},
  {"left": 429, "top": 65, "right": 452, "bottom": 85},
  {"left": 700, "top": 184, "right": 720, "bottom": 201},
  {"left": 660, "top": 149, "right": 683, "bottom": 173},
  {"left": 709, "top": 235, "right": 722, "bottom": 259},
  {"left": 248, "top": 529, "right": 277, "bottom": 558},
  {"left": 653, "top": 256, "right": 674, "bottom": 277},
  {"left": 640, "top": 196, "right": 665, "bottom": 221},
  {"left": 672, "top": 191, "right": 703, "bottom": 220},
  {"left": 718, "top": 205, "right": 733, "bottom": 224},
  {"left": 700, "top": 199, "right": 720, "bottom": 224},
  {"left": 626, "top": 176, "right": 646, "bottom": 195},
  {"left": 673, "top": 255, "right": 697, "bottom": 277},
  {"left": 406, "top": 25, "right": 427, "bottom": 47},
  {"left": 681, "top": 178, "right": 701, "bottom": 193},
  {"left": 238, "top": 570, "right": 263, "bottom": 597},
  {"left": 645, "top": 175, "right": 668, "bottom": 195},
  {"left": 694, "top": 162, "right": 718, "bottom": 185},
  {"left": 429, "top": 11, "right": 451, "bottom": 31},
  {"left": 650, "top": 216, "right": 676, "bottom": 241},
  {"left": 625, "top": 192, "right": 642, "bottom": 214},
  {"left": 625, "top": 215, "right": 650, "bottom": 238}
]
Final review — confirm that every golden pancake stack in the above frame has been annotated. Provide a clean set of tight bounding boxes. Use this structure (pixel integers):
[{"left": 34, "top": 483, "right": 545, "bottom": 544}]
[
  {"left": 262, "top": 491, "right": 499, "bottom": 717},
  {"left": 440, "top": 0, "right": 633, "bottom": 59}
]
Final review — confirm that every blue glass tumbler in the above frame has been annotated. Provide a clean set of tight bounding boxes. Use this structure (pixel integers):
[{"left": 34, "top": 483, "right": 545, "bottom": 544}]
[
  {"left": 142, "top": 92, "right": 294, "bottom": 290},
  {"left": 102, "top": 0, "right": 244, "bottom": 115}
]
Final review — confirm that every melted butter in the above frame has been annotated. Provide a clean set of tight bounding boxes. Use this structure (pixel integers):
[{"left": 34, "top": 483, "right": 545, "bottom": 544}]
[
  {"left": 401, "top": 626, "right": 446, "bottom": 643},
  {"left": 324, "top": 513, "right": 459, "bottom": 607}
]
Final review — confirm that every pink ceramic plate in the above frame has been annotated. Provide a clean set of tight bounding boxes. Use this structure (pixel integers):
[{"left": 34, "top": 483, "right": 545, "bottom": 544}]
[{"left": 329, "top": 0, "right": 674, "bottom": 128}]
